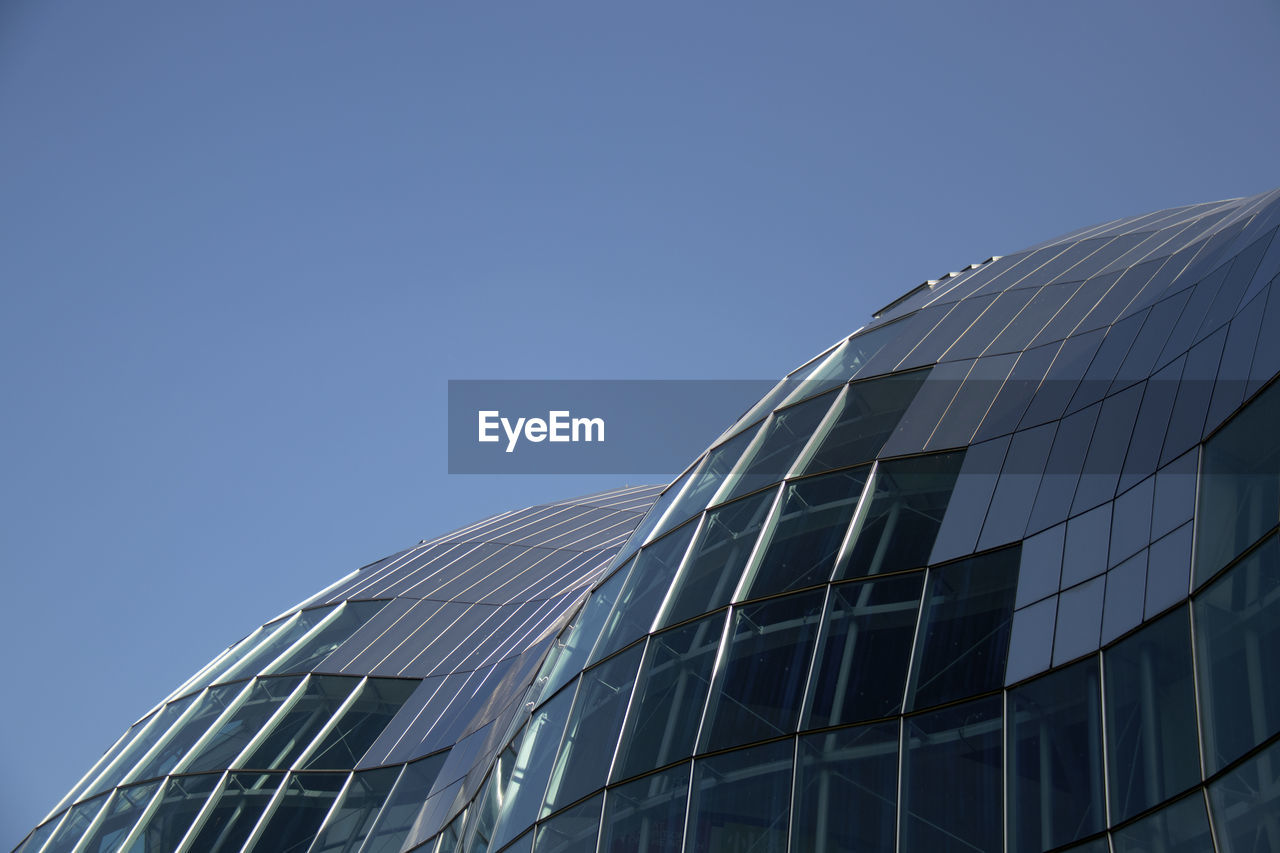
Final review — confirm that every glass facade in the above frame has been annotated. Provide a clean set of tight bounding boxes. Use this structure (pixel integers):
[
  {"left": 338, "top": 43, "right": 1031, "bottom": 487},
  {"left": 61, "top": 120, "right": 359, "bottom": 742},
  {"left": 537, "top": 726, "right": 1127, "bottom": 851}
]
[{"left": 16, "top": 186, "right": 1280, "bottom": 852}]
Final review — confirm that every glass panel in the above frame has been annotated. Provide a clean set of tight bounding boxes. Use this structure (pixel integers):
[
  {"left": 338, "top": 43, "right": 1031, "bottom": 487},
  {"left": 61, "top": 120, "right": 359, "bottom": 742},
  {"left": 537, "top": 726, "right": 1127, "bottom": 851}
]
[
  {"left": 79, "top": 693, "right": 199, "bottom": 801},
  {"left": 184, "top": 676, "right": 306, "bottom": 773},
  {"left": 1007, "top": 659, "right": 1105, "bottom": 853},
  {"left": 700, "top": 589, "right": 824, "bottom": 752},
  {"left": 542, "top": 644, "right": 643, "bottom": 817},
  {"left": 264, "top": 600, "right": 389, "bottom": 675},
  {"left": 248, "top": 773, "right": 346, "bottom": 852},
  {"left": 77, "top": 781, "right": 160, "bottom": 853},
  {"left": 589, "top": 520, "right": 698, "bottom": 665},
  {"left": 301, "top": 677, "right": 420, "bottom": 771},
  {"left": 184, "top": 772, "right": 285, "bottom": 853},
  {"left": 792, "top": 722, "right": 898, "bottom": 853},
  {"left": 1146, "top": 521, "right": 1192, "bottom": 618},
  {"left": 722, "top": 390, "right": 839, "bottom": 501},
  {"left": 801, "top": 371, "right": 930, "bottom": 474},
  {"left": 1053, "top": 576, "right": 1105, "bottom": 666},
  {"left": 686, "top": 740, "right": 792, "bottom": 853},
  {"left": 41, "top": 793, "right": 110, "bottom": 853},
  {"left": 659, "top": 489, "right": 776, "bottom": 628},
  {"left": 1017, "top": 522, "right": 1065, "bottom": 608},
  {"left": 744, "top": 467, "right": 869, "bottom": 600},
  {"left": 1061, "top": 501, "right": 1111, "bottom": 588},
  {"left": 1111, "top": 792, "right": 1213, "bottom": 853},
  {"left": 1110, "top": 476, "right": 1155, "bottom": 568},
  {"left": 1005, "top": 597, "right": 1057, "bottom": 685},
  {"left": 615, "top": 464, "right": 695, "bottom": 567},
  {"left": 805, "top": 573, "right": 924, "bottom": 727},
  {"left": 1104, "top": 606, "right": 1200, "bottom": 822},
  {"left": 306, "top": 766, "right": 401, "bottom": 853},
  {"left": 907, "top": 547, "right": 1020, "bottom": 710},
  {"left": 598, "top": 763, "right": 688, "bottom": 853},
  {"left": 532, "top": 793, "right": 601, "bottom": 853},
  {"left": 532, "top": 569, "right": 625, "bottom": 705},
  {"left": 1196, "top": 377, "right": 1280, "bottom": 585},
  {"left": 53, "top": 719, "right": 147, "bottom": 818},
  {"left": 1194, "top": 534, "right": 1280, "bottom": 774},
  {"left": 900, "top": 695, "right": 1003, "bottom": 853},
  {"left": 1152, "top": 449, "right": 1198, "bottom": 542},
  {"left": 129, "top": 682, "right": 248, "bottom": 784},
  {"left": 487, "top": 685, "right": 577, "bottom": 851},
  {"left": 218, "top": 606, "right": 339, "bottom": 684},
  {"left": 612, "top": 613, "right": 727, "bottom": 782},
  {"left": 239, "top": 676, "right": 359, "bottom": 771},
  {"left": 359, "top": 751, "right": 450, "bottom": 853},
  {"left": 1102, "top": 550, "right": 1148, "bottom": 645},
  {"left": 654, "top": 423, "right": 762, "bottom": 541},
  {"left": 121, "top": 774, "right": 221, "bottom": 852},
  {"left": 837, "top": 451, "right": 965, "bottom": 579},
  {"left": 1207, "top": 737, "right": 1280, "bottom": 853}
]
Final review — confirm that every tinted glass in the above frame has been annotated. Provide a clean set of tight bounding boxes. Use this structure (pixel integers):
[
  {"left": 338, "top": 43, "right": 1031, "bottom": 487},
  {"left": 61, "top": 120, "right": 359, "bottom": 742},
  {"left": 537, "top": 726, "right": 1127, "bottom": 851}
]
[
  {"left": 487, "top": 684, "right": 576, "bottom": 851},
  {"left": 723, "top": 390, "right": 838, "bottom": 500},
  {"left": 801, "top": 371, "right": 929, "bottom": 474},
  {"left": 908, "top": 547, "right": 1020, "bottom": 710},
  {"left": 1104, "top": 606, "right": 1199, "bottom": 821},
  {"left": 78, "top": 781, "right": 159, "bottom": 853},
  {"left": 251, "top": 772, "right": 346, "bottom": 853},
  {"left": 1007, "top": 659, "right": 1105, "bottom": 852},
  {"left": 792, "top": 722, "right": 898, "bottom": 853},
  {"left": 1208, "top": 738, "right": 1280, "bottom": 853},
  {"left": 612, "top": 613, "right": 726, "bottom": 782},
  {"left": 838, "top": 452, "right": 965, "bottom": 579},
  {"left": 532, "top": 794, "right": 601, "bottom": 853},
  {"left": 122, "top": 773, "right": 220, "bottom": 853},
  {"left": 184, "top": 676, "right": 306, "bottom": 773},
  {"left": 184, "top": 772, "right": 284, "bottom": 853},
  {"left": 598, "top": 763, "right": 689, "bottom": 853},
  {"left": 699, "top": 589, "right": 824, "bottom": 752},
  {"left": 744, "top": 467, "right": 869, "bottom": 599},
  {"left": 686, "top": 740, "right": 792, "bottom": 853},
  {"left": 900, "top": 695, "right": 1002, "bottom": 853},
  {"left": 301, "top": 677, "right": 420, "bottom": 770},
  {"left": 307, "top": 766, "right": 402, "bottom": 853},
  {"left": 805, "top": 573, "right": 923, "bottom": 727},
  {"left": 1111, "top": 792, "right": 1213, "bottom": 853}
]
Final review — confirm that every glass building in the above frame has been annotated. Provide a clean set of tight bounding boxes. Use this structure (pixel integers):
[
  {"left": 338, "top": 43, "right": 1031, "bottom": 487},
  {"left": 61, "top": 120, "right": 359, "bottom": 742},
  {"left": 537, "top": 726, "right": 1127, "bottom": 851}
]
[{"left": 15, "top": 186, "right": 1280, "bottom": 852}]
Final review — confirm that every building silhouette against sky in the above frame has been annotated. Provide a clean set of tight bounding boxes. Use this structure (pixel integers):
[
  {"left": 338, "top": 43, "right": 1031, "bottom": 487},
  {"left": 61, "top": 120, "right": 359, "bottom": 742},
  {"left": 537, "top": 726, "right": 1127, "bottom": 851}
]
[{"left": 15, "top": 188, "right": 1280, "bottom": 852}]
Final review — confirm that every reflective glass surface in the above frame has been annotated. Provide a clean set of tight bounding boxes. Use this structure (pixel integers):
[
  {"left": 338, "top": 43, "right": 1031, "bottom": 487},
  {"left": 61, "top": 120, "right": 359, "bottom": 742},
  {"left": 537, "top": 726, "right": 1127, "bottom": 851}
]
[{"left": 685, "top": 740, "right": 792, "bottom": 853}]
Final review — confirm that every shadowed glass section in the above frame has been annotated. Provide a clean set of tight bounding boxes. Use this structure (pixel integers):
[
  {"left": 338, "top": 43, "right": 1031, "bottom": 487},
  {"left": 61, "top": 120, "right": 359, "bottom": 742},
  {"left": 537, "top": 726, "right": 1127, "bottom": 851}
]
[
  {"left": 722, "top": 390, "right": 839, "bottom": 500},
  {"left": 1207, "top": 737, "right": 1280, "bottom": 852},
  {"left": 532, "top": 793, "right": 601, "bottom": 853},
  {"left": 660, "top": 489, "right": 776, "bottom": 628},
  {"left": 805, "top": 573, "right": 923, "bottom": 728},
  {"left": 307, "top": 766, "right": 401, "bottom": 853},
  {"left": 743, "top": 467, "right": 870, "bottom": 600},
  {"left": 360, "top": 751, "right": 449, "bottom": 853},
  {"left": 1007, "top": 658, "right": 1105, "bottom": 853},
  {"left": 541, "top": 643, "right": 643, "bottom": 817},
  {"left": 686, "top": 740, "right": 792, "bottom": 853},
  {"left": 185, "top": 772, "right": 285, "bottom": 853},
  {"left": 250, "top": 773, "right": 346, "bottom": 852},
  {"left": 1111, "top": 792, "right": 1213, "bottom": 853},
  {"left": 700, "top": 589, "right": 824, "bottom": 753},
  {"left": 801, "top": 371, "right": 931, "bottom": 475},
  {"left": 613, "top": 613, "right": 727, "bottom": 782},
  {"left": 77, "top": 781, "right": 159, "bottom": 853},
  {"left": 122, "top": 773, "right": 221, "bottom": 852},
  {"left": 1196, "top": 378, "right": 1280, "bottom": 586},
  {"left": 240, "top": 676, "right": 359, "bottom": 771},
  {"left": 907, "top": 547, "right": 1019, "bottom": 711},
  {"left": 901, "top": 695, "right": 1003, "bottom": 853},
  {"left": 1104, "top": 606, "right": 1199, "bottom": 822},
  {"left": 590, "top": 521, "right": 698, "bottom": 665},
  {"left": 599, "top": 763, "right": 689, "bottom": 853},
  {"left": 792, "top": 722, "right": 898, "bottom": 853},
  {"left": 1194, "top": 533, "right": 1280, "bottom": 774},
  {"left": 837, "top": 451, "right": 965, "bottom": 580},
  {"left": 183, "top": 676, "right": 306, "bottom": 773}
]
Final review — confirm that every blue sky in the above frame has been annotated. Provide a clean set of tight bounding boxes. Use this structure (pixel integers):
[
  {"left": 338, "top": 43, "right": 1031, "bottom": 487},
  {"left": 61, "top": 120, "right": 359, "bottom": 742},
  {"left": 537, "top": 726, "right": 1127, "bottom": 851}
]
[{"left": 2, "top": 0, "right": 1278, "bottom": 843}]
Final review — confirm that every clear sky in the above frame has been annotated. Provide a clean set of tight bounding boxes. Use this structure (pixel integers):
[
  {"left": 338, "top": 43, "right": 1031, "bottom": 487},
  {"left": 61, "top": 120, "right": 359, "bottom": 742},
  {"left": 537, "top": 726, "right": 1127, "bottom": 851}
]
[{"left": 2, "top": 0, "right": 1278, "bottom": 844}]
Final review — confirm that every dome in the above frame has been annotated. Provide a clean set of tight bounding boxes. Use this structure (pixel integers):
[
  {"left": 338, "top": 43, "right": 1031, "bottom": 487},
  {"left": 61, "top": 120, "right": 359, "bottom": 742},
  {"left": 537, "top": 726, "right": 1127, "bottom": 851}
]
[{"left": 16, "top": 186, "right": 1280, "bottom": 853}]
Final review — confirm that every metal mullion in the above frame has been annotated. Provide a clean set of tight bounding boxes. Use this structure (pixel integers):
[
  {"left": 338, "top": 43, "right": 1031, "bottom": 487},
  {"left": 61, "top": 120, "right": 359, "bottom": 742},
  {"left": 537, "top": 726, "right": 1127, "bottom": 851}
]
[
  {"left": 226, "top": 674, "right": 314, "bottom": 770},
  {"left": 292, "top": 677, "right": 369, "bottom": 771},
  {"left": 217, "top": 614, "right": 302, "bottom": 684},
  {"left": 651, "top": 512, "right": 711, "bottom": 630},
  {"left": 174, "top": 770, "right": 231, "bottom": 853},
  {"left": 353, "top": 763, "right": 409, "bottom": 853},
  {"left": 830, "top": 460, "right": 880, "bottom": 581},
  {"left": 689, "top": 607, "right": 736, "bottom": 757},
  {"left": 113, "top": 688, "right": 213, "bottom": 789},
  {"left": 602, "top": 635, "right": 651, "bottom": 786},
  {"left": 784, "top": 383, "right": 851, "bottom": 479},
  {"left": 708, "top": 413, "right": 777, "bottom": 508},
  {"left": 66, "top": 789, "right": 115, "bottom": 853},
  {"left": 113, "top": 778, "right": 171, "bottom": 853},
  {"left": 258, "top": 603, "right": 347, "bottom": 676},
  {"left": 794, "top": 583, "right": 835, "bottom": 732},
  {"left": 44, "top": 725, "right": 136, "bottom": 822},
  {"left": 302, "top": 772, "right": 356, "bottom": 853},
  {"left": 728, "top": 484, "right": 786, "bottom": 605},
  {"left": 1097, "top": 649, "right": 1115, "bottom": 832},
  {"left": 235, "top": 772, "right": 293, "bottom": 853},
  {"left": 167, "top": 680, "right": 260, "bottom": 777}
]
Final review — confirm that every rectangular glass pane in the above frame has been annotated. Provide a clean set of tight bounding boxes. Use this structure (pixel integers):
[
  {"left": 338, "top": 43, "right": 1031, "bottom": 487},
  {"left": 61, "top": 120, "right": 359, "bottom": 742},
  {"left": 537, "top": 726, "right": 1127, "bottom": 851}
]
[
  {"left": 805, "top": 573, "right": 923, "bottom": 727},
  {"left": 359, "top": 751, "right": 450, "bottom": 853},
  {"left": 77, "top": 781, "right": 160, "bottom": 853},
  {"left": 250, "top": 772, "right": 347, "bottom": 853},
  {"left": 532, "top": 793, "right": 601, "bottom": 853},
  {"left": 129, "top": 682, "right": 248, "bottom": 784},
  {"left": 184, "top": 772, "right": 285, "bottom": 853},
  {"left": 301, "top": 677, "right": 420, "bottom": 771},
  {"left": 183, "top": 676, "right": 306, "bottom": 773},
  {"left": 801, "top": 370, "right": 930, "bottom": 475},
  {"left": 264, "top": 600, "right": 390, "bottom": 675},
  {"left": 792, "top": 722, "right": 898, "bottom": 853},
  {"left": 121, "top": 773, "right": 221, "bottom": 853},
  {"left": 721, "top": 390, "right": 839, "bottom": 501},
  {"left": 686, "top": 740, "right": 792, "bottom": 853},
  {"left": 598, "top": 763, "right": 688, "bottom": 853},
  {"left": 306, "top": 766, "right": 401, "bottom": 853},
  {"left": 1111, "top": 792, "right": 1212, "bottom": 853},
  {"left": 901, "top": 696, "right": 1002, "bottom": 853},
  {"left": 1208, "top": 738, "right": 1280, "bottom": 853},
  {"left": 79, "top": 693, "right": 198, "bottom": 801},
  {"left": 699, "top": 589, "right": 824, "bottom": 753}
]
